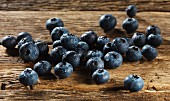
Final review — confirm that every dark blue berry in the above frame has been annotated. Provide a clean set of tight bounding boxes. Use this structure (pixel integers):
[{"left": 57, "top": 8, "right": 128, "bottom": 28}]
[
  {"left": 125, "top": 38, "right": 134, "bottom": 46},
  {"left": 19, "top": 42, "right": 39, "bottom": 62},
  {"left": 124, "top": 74, "right": 144, "bottom": 92},
  {"left": 52, "top": 40, "right": 61, "bottom": 48},
  {"left": 18, "top": 37, "right": 33, "bottom": 49},
  {"left": 146, "top": 25, "right": 161, "bottom": 37},
  {"left": 132, "top": 32, "right": 146, "bottom": 47},
  {"left": 1, "top": 36, "right": 17, "bottom": 49},
  {"left": 54, "top": 62, "right": 73, "bottom": 79},
  {"left": 34, "top": 60, "right": 52, "bottom": 76},
  {"left": 87, "top": 50, "right": 103, "bottom": 60},
  {"left": 35, "top": 41, "right": 49, "bottom": 56},
  {"left": 111, "top": 37, "right": 129, "bottom": 54},
  {"left": 60, "top": 34, "right": 79, "bottom": 50},
  {"left": 46, "top": 18, "right": 64, "bottom": 32},
  {"left": 103, "top": 42, "right": 112, "bottom": 55},
  {"left": 122, "top": 18, "right": 138, "bottom": 33},
  {"left": 19, "top": 68, "right": 38, "bottom": 86},
  {"left": 99, "top": 14, "right": 117, "bottom": 32},
  {"left": 126, "top": 46, "right": 142, "bottom": 62},
  {"left": 16, "top": 32, "right": 32, "bottom": 42},
  {"left": 126, "top": 5, "right": 137, "bottom": 18},
  {"left": 51, "top": 27, "right": 69, "bottom": 42},
  {"left": 62, "top": 51, "right": 80, "bottom": 68},
  {"left": 92, "top": 69, "right": 110, "bottom": 84},
  {"left": 147, "top": 33, "right": 163, "bottom": 47},
  {"left": 74, "top": 41, "right": 89, "bottom": 58},
  {"left": 104, "top": 51, "right": 123, "bottom": 69},
  {"left": 97, "top": 36, "right": 110, "bottom": 51},
  {"left": 142, "top": 45, "right": 158, "bottom": 61}
]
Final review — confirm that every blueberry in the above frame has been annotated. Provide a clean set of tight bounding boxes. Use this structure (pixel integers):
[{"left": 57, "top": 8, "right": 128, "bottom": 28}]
[
  {"left": 92, "top": 69, "right": 110, "bottom": 84},
  {"left": 51, "top": 27, "right": 69, "bottom": 42},
  {"left": 1, "top": 36, "right": 17, "bottom": 49},
  {"left": 126, "top": 5, "right": 137, "bottom": 18},
  {"left": 132, "top": 32, "right": 146, "bottom": 47},
  {"left": 147, "top": 33, "right": 163, "bottom": 47},
  {"left": 99, "top": 14, "right": 117, "bottom": 32},
  {"left": 124, "top": 38, "right": 134, "bottom": 46},
  {"left": 146, "top": 25, "right": 161, "bottom": 37},
  {"left": 126, "top": 46, "right": 142, "bottom": 62},
  {"left": 35, "top": 41, "right": 49, "bottom": 56},
  {"left": 16, "top": 32, "right": 32, "bottom": 42},
  {"left": 111, "top": 37, "right": 129, "bottom": 54},
  {"left": 97, "top": 36, "right": 110, "bottom": 51},
  {"left": 34, "top": 60, "right": 52, "bottom": 76},
  {"left": 19, "top": 42, "right": 39, "bottom": 62},
  {"left": 46, "top": 18, "right": 64, "bottom": 32},
  {"left": 18, "top": 37, "right": 33, "bottom": 49},
  {"left": 104, "top": 51, "right": 123, "bottom": 69},
  {"left": 50, "top": 46, "right": 67, "bottom": 64},
  {"left": 87, "top": 50, "right": 103, "bottom": 60},
  {"left": 54, "top": 62, "right": 73, "bottom": 79},
  {"left": 122, "top": 18, "right": 138, "bottom": 33},
  {"left": 62, "top": 51, "right": 80, "bottom": 68},
  {"left": 103, "top": 42, "right": 112, "bottom": 55},
  {"left": 80, "top": 31, "right": 98, "bottom": 48},
  {"left": 86, "top": 57, "right": 104, "bottom": 73},
  {"left": 124, "top": 74, "right": 144, "bottom": 92},
  {"left": 74, "top": 41, "right": 89, "bottom": 58},
  {"left": 142, "top": 45, "right": 158, "bottom": 61},
  {"left": 60, "top": 34, "right": 79, "bottom": 50},
  {"left": 52, "top": 40, "right": 61, "bottom": 48},
  {"left": 19, "top": 68, "right": 38, "bottom": 86}
]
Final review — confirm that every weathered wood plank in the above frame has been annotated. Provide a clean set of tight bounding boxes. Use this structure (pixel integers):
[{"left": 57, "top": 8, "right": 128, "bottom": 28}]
[{"left": 0, "top": 0, "right": 169, "bottom": 12}]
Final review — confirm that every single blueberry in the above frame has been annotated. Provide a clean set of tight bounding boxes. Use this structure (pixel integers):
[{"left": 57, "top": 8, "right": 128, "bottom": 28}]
[
  {"left": 142, "top": 45, "right": 158, "bottom": 61},
  {"left": 52, "top": 40, "right": 61, "bottom": 48},
  {"left": 34, "top": 60, "right": 52, "bottom": 76},
  {"left": 97, "top": 36, "right": 110, "bottom": 51},
  {"left": 147, "top": 33, "right": 163, "bottom": 47},
  {"left": 99, "top": 14, "right": 117, "bottom": 32},
  {"left": 87, "top": 50, "right": 103, "bottom": 60},
  {"left": 54, "top": 62, "right": 73, "bottom": 79},
  {"left": 16, "top": 32, "right": 32, "bottom": 42},
  {"left": 124, "top": 74, "right": 144, "bottom": 92},
  {"left": 124, "top": 38, "right": 134, "bottom": 46},
  {"left": 104, "top": 51, "right": 123, "bottom": 69},
  {"left": 126, "top": 5, "right": 137, "bottom": 18},
  {"left": 92, "top": 69, "right": 110, "bottom": 84},
  {"left": 74, "top": 41, "right": 89, "bottom": 58},
  {"left": 146, "top": 25, "right": 161, "bottom": 37},
  {"left": 51, "top": 27, "right": 69, "bottom": 42},
  {"left": 1, "top": 36, "right": 17, "bottom": 49},
  {"left": 132, "top": 32, "right": 146, "bottom": 47},
  {"left": 35, "top": 41, "right": 49, "bottom": 56},
  {"left": 126, "top": 46, "right": 142, "bottom": 62},
  {"left": 103, "top": 42, "right": 112, "bottom": 55},
  {"left": 122, "top": 18, "right": 138, "bottom": 33},
  {"left": 19, "top": 42, "right": 39, "bottom": 62},
  {"left": 46, "top": 18, "right": 64, "bottom": 32},
  {"left": 18, "top": 37, "right": 33, "bottom": 49}
]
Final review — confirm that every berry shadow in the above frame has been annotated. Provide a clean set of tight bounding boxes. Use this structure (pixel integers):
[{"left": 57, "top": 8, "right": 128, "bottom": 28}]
[
  {"left": 5, "top": 48, "right": 19, "bottom": 57},
  {"left": 39, "top": 73, "right": 57, "bottom": 80},
  {"left": 100, "top": 86, "right": 126, "bottom": 92}
]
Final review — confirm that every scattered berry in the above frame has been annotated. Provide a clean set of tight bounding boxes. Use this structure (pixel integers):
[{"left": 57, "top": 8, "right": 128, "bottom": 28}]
[
  {"left": 46, "top": 18, "right": 64, "bottom": 32},
  {"left": 1, "top": 36, "right": 17, "bottom": 49},
  {"left": 122, "top": 18, "right": 138, "bottom": 33},
  {"left": 126, "top": 5, "right": 137, "bottom": 18},
  {"left": 126, "top": 46, "right": 142, "bottom": 62}
]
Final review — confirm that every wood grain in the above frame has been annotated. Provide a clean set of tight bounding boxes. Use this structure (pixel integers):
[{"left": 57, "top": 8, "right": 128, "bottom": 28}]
[
  {"left": 0, "top": 0, "right": 169, "bottom": 12},
  {"left": 0, "top": 11, "right": 170, "bottom": 100}
]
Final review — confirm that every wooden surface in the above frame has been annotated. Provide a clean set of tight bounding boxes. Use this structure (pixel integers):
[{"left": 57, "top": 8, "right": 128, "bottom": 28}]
[{"left": 0, "top": 0, "right": 170, "bottom": 101}]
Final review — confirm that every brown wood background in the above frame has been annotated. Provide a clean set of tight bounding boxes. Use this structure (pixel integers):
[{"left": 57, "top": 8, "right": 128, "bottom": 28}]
[{"left": 0, "top": 0, "right": 170, "bottom": 100}]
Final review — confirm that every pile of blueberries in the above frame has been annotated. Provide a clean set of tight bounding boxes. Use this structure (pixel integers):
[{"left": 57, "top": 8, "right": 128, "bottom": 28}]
[{"left": 1, "top": 5, "right": 163, "bottom": 92}]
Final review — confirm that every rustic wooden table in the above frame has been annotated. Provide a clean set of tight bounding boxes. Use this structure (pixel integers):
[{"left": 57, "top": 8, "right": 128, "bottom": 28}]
[{"left": 0, "top": 0, "right": 170, "bottom": 100}]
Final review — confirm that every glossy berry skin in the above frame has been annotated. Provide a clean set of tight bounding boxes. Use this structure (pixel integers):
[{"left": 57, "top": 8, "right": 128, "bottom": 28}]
[
  {"left": 1, "top": 36, "right": 17, "bottom": 49},
  {"left": 103, "top": 42, "right": 112, "bottom": 55},
  {"left": 104, "top": 51, "right": 123, "bottom": 69},
  {"left": 34, "top": 60, "right": 52, "bottom": 76},
  {"left": 142, "top": 45, "right": 158, "bottom": 61},
  {"left": 146, "top": 25, "right": 161, "bottom": 37},
  {"left": 74, "top": 41, "right": 89, "bottom": 58},
  {"left": 60, "top": 34, "right": 79, "bottom": 50},
  {"left": 124, "top": 74, "right": 144, "bottom": 92},
  {"left": 16, "top": 32, "right": 32, "bottom": 42},
  {"left": 122, "top": 18, "right": 138, "bottom": 33},
  {"left": 86, "top": 57, "right": 104, "bottom": 73},
  {"left": 126, "top": 5, "right": 137, "bottom": 18},
  {"left": 51, "top": 27, "right": 69, "bottom": 42},
  {"left": 62, "top": 51, "right": 80, "bottom": 68},
  {"left": 52, "top": 40, "right": 61, "bottom": 48},
  {"left": 126, "top": 46, "right": 142, "bottom": 62},
  {"left": 147, "top": 33, "right": 163, "bottom": 47},
  {"left": 46, "top": 18, "right": 64, "bottom": 32},
  {"left": 111, "top": 37, "right": 129, "bottom": 54},
  {"left": 99, "top": 14, "right": 117, "bottom": 32},
  {"left": 80, "top": 31, "right": 98, "bottom": 48},
  {"left": 97, "top": 36, "right": 110, "bottom": 51},
  {"left": 35, "top": 41, "right": 49, "bottom": 55},
  {"left": 18, "top": 37, "right": 33, "bottom": 49},
  {"left": 125, "top": 38, "right": 134, "bottom": 46},
  {"left": 19, "top": 68, "right": 38, "bottom": 86},
  {"left": 50, "top": 46, "right": 67, "bottom": 64},
  {"left": 132, "top": 32, "right": 146, "bottom": 47},
  {"left": 87, "top": 50, "right": 103, "bottom": 60},
  {"left": 92, "top": 69, "right": 110, "bottom": 84}
]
